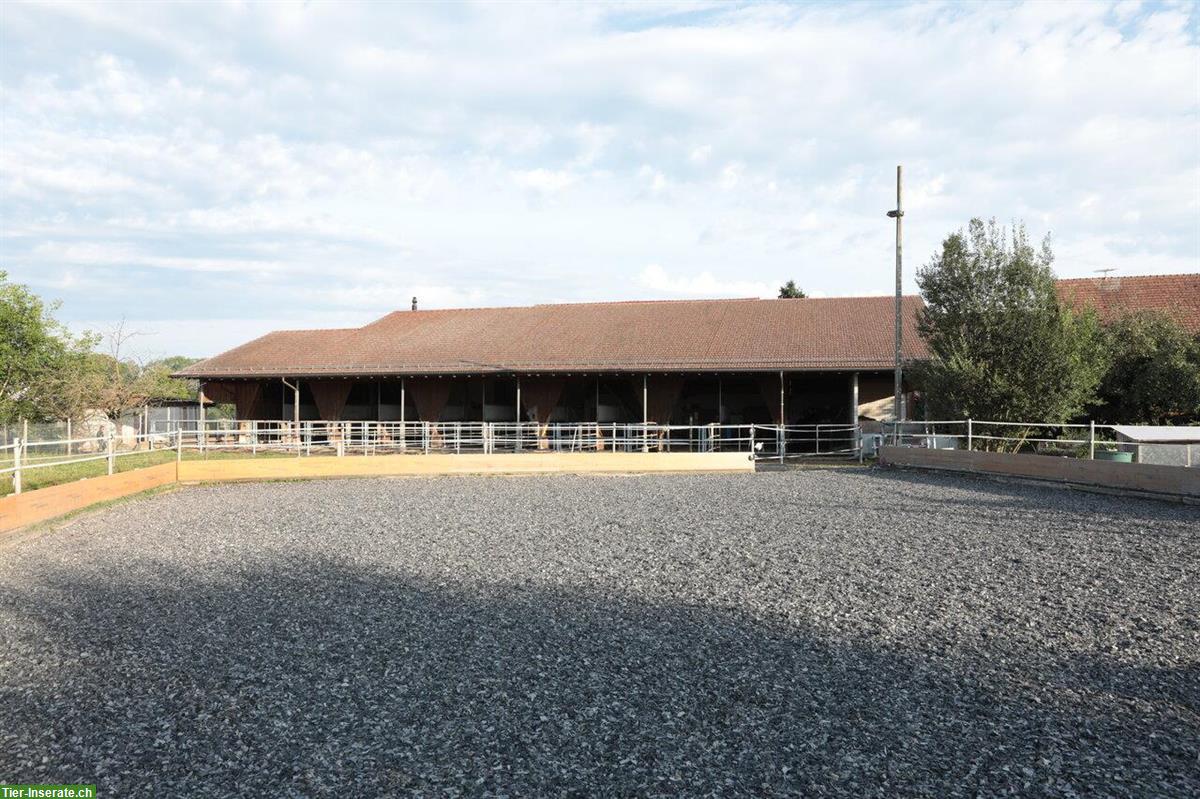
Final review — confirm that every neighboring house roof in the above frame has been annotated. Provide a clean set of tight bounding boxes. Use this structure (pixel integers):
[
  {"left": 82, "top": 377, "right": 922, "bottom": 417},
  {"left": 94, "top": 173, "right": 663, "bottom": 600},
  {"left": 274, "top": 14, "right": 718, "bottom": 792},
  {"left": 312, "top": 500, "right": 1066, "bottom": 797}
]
[
  {"left": 1111, "top": 425, "right": 1200, "bottom": 444},
  {"left": 176, "top": 296, "right": 928, "bottom": 379},
  {"left": 1057, "top": 274, "right": 1200, "bottom": 332}
]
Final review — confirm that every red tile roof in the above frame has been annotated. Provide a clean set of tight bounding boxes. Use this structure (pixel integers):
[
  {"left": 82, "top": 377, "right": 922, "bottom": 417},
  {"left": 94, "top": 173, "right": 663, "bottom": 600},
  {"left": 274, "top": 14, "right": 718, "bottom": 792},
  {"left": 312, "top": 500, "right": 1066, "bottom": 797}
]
[
  {"left": 1057, "top": 274, "right": 1200, "bottom": 332},
  {"left": 178, "top": 296, "right": 928, "bottom": 378}
]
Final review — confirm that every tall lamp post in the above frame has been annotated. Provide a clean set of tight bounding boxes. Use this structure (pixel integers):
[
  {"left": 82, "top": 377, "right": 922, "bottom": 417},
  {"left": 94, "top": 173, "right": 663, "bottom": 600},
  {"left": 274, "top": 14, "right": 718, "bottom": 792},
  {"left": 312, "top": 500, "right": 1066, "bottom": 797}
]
[{"left": 886, "top": 165, "right": 904, "bottom": 423}]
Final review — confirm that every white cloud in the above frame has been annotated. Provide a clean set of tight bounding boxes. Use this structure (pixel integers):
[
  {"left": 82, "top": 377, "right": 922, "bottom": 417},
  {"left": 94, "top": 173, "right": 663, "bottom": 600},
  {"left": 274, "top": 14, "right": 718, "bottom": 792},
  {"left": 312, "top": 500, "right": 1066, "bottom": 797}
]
[
  {"left": 0, "top": 0, "right": 1195, "bottom": 357},
  {"left": 637, "top": 264, "right": 776, "bottom": 298},
  {"left": 512, "top": 168, "right": 578, "bottom": 194}
]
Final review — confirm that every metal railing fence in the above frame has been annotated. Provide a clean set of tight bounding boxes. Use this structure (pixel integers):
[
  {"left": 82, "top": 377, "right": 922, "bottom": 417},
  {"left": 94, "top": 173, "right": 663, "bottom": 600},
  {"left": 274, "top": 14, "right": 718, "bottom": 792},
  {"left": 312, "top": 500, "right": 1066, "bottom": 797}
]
[
  {"left": 2, "top": 421, "right": 864, "bottom": 495},
  {"left": 147, "top": 419, "right": 859, "bottom": 459},
  {"left": 878, "top": 418, "right": 1197, "bottom": 465}
]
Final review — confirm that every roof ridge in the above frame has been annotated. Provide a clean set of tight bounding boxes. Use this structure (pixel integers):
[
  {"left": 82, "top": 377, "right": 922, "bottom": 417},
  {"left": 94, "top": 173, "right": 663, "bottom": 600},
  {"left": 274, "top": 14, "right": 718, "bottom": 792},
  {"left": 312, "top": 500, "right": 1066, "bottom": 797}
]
[
  {"left": 1057, "top": 273, "right": 1200, "bottom": 283},
  {"left": 265, "top": 327, "right": 358, "bottom": 334},
  {"left": 368, "top": 293, "right": 923, "bottom": 318}
]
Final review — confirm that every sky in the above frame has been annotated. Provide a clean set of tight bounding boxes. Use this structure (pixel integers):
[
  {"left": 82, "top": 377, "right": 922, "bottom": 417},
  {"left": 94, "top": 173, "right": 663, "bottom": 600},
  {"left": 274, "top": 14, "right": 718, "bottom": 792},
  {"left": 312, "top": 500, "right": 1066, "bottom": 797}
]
[{"left": 1, "top": 0, "right": 1198, "bottom": 359}]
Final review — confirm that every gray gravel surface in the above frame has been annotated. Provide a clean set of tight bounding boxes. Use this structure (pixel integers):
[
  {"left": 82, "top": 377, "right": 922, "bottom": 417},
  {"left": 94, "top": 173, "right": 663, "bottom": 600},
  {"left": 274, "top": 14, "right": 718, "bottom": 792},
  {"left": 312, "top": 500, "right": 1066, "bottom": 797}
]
[{"left": 1, "top": 469, "right": 1197, "bottom": 797}]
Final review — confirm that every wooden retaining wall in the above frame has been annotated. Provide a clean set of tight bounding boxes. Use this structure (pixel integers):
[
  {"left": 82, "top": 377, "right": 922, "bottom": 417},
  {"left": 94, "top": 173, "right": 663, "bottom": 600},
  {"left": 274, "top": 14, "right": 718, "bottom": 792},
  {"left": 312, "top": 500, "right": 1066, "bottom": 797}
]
[
  {"left": 0, "top": 462, "right": 178, "bottom": 533},
  {"left": 2, "top": 452, "right": 752, "bottom": 534},
  {"left": 879, "top": 446, "right": 1200, "bottom": 499},
  {"left": 176, "top": 452, "right": 753, "bottom": 482}
]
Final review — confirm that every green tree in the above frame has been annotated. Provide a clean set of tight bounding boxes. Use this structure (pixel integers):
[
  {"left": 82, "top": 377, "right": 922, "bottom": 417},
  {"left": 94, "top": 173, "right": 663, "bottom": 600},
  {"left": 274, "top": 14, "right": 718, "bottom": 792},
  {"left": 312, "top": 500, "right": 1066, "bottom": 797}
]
[
  {"left": 1092, "top": 312, "right": 1200, "bottom": 425},
  {"left": 778, "top": 280, "right": 807, "bottom": 298},
  {"left": 78, "top": 322, "right": 203, "bottom": 420},
  {"left": 0, "top": 271, "right": 98, "bottom": 424},
  {"left": 142, "top": 356, "right": 201, "bottom": 402},
  {"left": 913, "top": 219, "right": 1107, "bottom": 436}
]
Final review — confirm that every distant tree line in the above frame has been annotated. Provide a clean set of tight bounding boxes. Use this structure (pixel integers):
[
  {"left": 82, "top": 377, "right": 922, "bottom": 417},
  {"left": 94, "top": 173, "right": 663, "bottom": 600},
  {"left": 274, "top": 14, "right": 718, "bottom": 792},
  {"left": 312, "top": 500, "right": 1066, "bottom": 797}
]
[
  {"left": 913, "top": 219, "right": 1200, "bottom": 428},
  {"left": 0, "top": 270, "right": 201, "bottom": 426}
]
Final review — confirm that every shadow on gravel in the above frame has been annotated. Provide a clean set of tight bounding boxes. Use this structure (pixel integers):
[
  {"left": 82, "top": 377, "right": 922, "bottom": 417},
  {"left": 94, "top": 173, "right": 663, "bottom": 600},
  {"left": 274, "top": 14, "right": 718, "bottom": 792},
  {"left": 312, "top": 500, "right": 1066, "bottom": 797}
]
[
  {"left": 2, "top": 558, "right": 1197, "bottom": 798},
  {"left": 865, "top": 467, "right": 1200, "bottom": 522}
]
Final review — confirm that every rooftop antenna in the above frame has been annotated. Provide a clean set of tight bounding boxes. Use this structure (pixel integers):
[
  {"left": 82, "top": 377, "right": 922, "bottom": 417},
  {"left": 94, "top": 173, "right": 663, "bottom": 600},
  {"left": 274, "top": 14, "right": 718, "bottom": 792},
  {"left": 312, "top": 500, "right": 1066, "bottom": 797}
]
[{"left": 1094, "top": 268, "right": 1117, "bottom": 279}]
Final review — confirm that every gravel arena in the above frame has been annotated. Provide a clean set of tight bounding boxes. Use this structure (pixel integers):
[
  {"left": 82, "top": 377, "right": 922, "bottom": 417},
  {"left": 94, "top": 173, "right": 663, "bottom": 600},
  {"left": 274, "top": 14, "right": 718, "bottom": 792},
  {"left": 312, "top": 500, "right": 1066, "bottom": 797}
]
[{"left": 1, "top": 469, "right": 1198, "bottom": 797}]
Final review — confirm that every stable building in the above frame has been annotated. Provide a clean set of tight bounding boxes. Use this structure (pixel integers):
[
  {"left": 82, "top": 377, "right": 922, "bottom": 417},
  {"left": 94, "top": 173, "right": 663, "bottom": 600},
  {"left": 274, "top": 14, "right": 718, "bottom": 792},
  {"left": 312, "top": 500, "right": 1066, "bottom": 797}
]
[{"left": 175, "top": 296, "right": 927, "bottom": 428}]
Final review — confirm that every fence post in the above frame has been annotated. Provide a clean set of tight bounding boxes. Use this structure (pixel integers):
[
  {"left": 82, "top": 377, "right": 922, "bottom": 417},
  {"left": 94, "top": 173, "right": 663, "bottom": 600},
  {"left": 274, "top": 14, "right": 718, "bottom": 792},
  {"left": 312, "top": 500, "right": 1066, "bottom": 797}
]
[
  {"left": 1089, "top": 420, "right": 1095, "bottom": 460},
  {"left": 176, "top": 429, "right": 182, "bottom": 463},
  {"left": 107, "top": 429, "right": 115, "bottom": 476},
  {"left": 12, "top": 437, "right": 22, "bottom": 494},
  {"left": 966, "top": 418, "right": 973, "bottom": 451},
  {"left": 67, "top": 419, "right": 72, "bottom": 456}
]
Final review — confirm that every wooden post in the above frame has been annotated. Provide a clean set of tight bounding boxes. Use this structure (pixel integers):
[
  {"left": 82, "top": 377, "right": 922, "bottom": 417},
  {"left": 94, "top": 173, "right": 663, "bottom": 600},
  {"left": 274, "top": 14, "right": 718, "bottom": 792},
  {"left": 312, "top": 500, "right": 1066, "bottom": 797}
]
[
  {"left": 293, "top": 379, "right": 301, "bottom": 457},
  {"left": 106, "top": 429, "right": 115, "bottom": 476},
  {"left": 851, "top": 371, "right": 860, "bottom": 459},
  {"left": 642, "top": 374, "right": 648, "bottom": 452},
  {"left": 67, "top": 418, "right": 72, "bottom": 456},
  {"left": 516, "top": 377, "right": 522, "bottom": 452},
  {"left": 595, "top": 377, "right": 602, "bottom": 451},
  {"left": 278, "top": 377, "right": 301, "bottom": 456},
  {"left": 718, "top": 377, "right": 724, "bottom": 424},
  {"left": 891, "top": 164, "right": 904, "bottom": 422},
  {"left": 198, "top": 383, "right": 206, "bottom": 453},
  {"left": 400, "top": 377, "right": 406, "bottom": 452},
  {"left": 779, "top": 370, "right": 785, "bottom": 463},
  {"left": 176, "top": 428, "right": 182, "bottom": 463},
  {"left": 12, "top": 436, "right": 21, "bottom": 495}
]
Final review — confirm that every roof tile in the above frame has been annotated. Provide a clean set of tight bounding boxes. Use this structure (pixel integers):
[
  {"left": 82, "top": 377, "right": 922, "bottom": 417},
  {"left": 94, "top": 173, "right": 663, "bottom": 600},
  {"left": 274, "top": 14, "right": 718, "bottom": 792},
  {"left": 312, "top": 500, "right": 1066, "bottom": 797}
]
[
  {"left": 179, "top": 296, "right": 928, "bottom": 378},
  {"left": 1057, "top": 274, "right": 1200, "bottom": 332}
]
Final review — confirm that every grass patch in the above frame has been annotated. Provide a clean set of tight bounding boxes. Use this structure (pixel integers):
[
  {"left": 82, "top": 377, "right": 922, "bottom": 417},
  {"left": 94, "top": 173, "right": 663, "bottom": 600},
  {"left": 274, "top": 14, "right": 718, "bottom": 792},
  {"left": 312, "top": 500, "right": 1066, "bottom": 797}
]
[{"left": 2, "top": 448, "right": 293, "bottom": 495}]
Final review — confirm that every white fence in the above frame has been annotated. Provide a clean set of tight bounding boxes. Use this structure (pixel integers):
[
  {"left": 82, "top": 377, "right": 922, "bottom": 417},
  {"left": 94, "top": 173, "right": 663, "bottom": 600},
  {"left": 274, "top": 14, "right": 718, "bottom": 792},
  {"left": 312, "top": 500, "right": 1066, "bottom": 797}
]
[
  {"left": 147, "top": 419, "right": 860, "bottom": 459},
  {"left": 878, "top": 419, "right": 1196, "bottom": 467},
  {"left": 2, "top": 421, "right": 863, "bottom": 496},
  {"left": 0, "top": 430, "right": 166, "bottom": 495}
]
